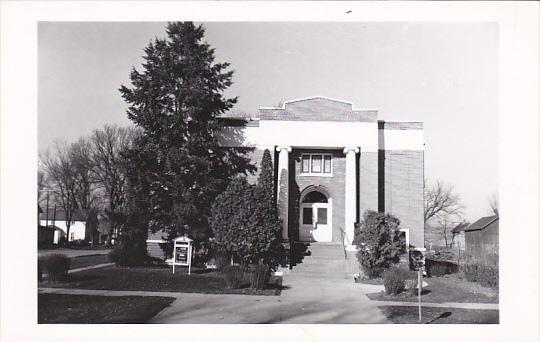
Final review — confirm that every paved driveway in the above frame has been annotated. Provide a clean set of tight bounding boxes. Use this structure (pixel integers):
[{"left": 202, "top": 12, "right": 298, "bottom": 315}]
[{"left": 38, "top": 248, "right": 112, "bottom": 258}]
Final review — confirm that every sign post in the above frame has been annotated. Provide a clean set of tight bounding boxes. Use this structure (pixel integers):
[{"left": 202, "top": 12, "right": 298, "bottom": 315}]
[
  {"left": 172, "top": 236, "right": 193, "bottom": 275},
  {"left": 418, "top": 268, "right": 423, "bottom": 322},
  {"left": 409, "top": 248, "right": 426, "bottom": 323}
]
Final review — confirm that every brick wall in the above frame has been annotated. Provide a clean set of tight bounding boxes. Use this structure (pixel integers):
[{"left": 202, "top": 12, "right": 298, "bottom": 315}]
[
  {"left": 288, "top": 149, "right": 346, "bottom": 243},
  {"left": 382, "top": 150, "right": 424, "bottom": 247},
  {"left": 359, "top": 151, "right": 378, "bottom": 218},
  {"left": 260, "top": 97, "right": 378, "bottom": 122}
]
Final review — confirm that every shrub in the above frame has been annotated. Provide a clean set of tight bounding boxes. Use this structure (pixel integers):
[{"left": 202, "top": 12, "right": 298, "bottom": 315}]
[
  {"left": 355, "top": 210, "right": 405, "bottom": 279},
  {"left": 214, "top": 252, "right": 232, "bottom": 270},
  {"left": 461, "top": 263, "right": 498, "bottom": 289},
  {"left": 211, "top": 171, "right": 283, "bottom": 271},
  {"left": 222, "top": 265, "right": 246, "bottom": 289},
  {"left": 42, "top": 254, "right": 70, "bottom": 281},
  {"left": 382, "top": 267, "right": 409, "bottom": 295},
  {"left": 38, "top": 258, "right": 44, "bottom": 282},
  {"left": 250, "top": 264, "right": 270, "bottom": 290},
  {"left": 69, "top": 239, "right": 89, "bottom": 247},
  {"left": 108, "top": 247, "right": 147, "bottom": 266},
  {"left": 405, "top": 277, "right": 418, "bottom": 295}
]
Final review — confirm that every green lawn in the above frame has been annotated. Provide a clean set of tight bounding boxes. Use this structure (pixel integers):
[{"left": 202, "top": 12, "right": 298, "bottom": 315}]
[
  {"left": 38, "top": 294, "right": 174, "bottom": 323},
  {"left": 366, "top": 274, "right": 498, "bottom": 304},
  {"left": 39, "top": 266, "right": 282, "bottom": 296},
  {"left": 378, "top": 306, "right": 499, "bottom": 324},
  {"left": 69, "top": 254, "right": 111, "bottom": 269}
]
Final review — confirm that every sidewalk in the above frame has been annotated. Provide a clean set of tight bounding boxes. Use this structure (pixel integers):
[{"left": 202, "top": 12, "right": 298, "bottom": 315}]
[
  {"left": 69, "top": 263, "right": 114, "bottom": 273},
  {"left": 369, "top": 300, "right": 498, "bottom": 310}
]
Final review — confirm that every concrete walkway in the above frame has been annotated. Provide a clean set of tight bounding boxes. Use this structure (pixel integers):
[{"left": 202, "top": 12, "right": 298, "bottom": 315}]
[
  {"left": 69, "top": 263, "right": 114, "bottom": 273},
  {"left": 152, "top": 243, "right": 391, "bottom": 323}
]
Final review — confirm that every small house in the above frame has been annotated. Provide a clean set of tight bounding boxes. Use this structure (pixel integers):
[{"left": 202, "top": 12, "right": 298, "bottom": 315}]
[
  {"left": 39, "top": 209, "right": 88, "bottom": 244},
  {"left": 464, "top": 215, "right": 499, "bottom": 265}
]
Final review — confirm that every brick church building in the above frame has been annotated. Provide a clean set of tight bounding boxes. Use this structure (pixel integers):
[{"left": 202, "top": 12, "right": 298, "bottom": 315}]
[{"left": 219, "top": 96, "right": 425, "bottom": 250}]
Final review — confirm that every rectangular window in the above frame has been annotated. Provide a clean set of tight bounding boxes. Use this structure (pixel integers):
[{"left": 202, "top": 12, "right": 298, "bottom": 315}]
[
  {"left": 317, "top": 208, "right": 328, "bottom": 225},
  {"left": 302, "top": 155, "right": 310, "bottom": 173},
  {"left": 303, "top": 208, "right": 313, "bottom": 224},
  {"left": 311, "top": 155, "right": 322, "bottom": 173},
  {"left": 301, "top": 153, "right": 332, "bottom": 175},
  {"left": 323, "top": 155, "right": 332, "bottom": 173}
]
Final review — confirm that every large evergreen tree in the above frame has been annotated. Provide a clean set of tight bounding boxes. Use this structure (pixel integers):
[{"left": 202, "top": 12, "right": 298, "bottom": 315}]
[{"left": 119, "top": 22, "right": 254, "bottom": 242}]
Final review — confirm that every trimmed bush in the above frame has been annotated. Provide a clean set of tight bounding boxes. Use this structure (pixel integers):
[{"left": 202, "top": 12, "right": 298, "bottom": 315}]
[
  {"left": 382, "top": 267, "right": 416, "bottom": 295},
  {"left": 355, "top": 210, "right": 406, "bottom": 279},
  {"left": 108, "top": 246, "right": 149, "bottom": 266},
  {"left": 250, "top": 264, "right": 270, "bottom": 290},
  {"left": 42, "top": 254, "right": 70, "bottom": 281},
  {"left": 222, "top": 265, "right": 245, "bottom": 289},
  {"left": 383, "top": 267, "right": 407, "bottom": 295}
]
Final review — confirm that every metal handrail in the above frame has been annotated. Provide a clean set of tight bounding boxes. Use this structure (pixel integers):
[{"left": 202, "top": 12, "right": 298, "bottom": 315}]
[{"left": 339, "top": 227, "right": 350, "bottom": 259}]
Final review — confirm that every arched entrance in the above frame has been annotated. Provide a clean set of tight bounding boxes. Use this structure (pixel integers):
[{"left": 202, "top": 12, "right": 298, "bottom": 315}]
[{"left": 299, "top": 187, "right": 332, "bottom": 242}]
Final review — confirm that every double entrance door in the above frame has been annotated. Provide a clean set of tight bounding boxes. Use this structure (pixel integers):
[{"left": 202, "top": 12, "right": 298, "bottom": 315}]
[{"left": 299, "top": 202, "right": 332, "bottom": 242}]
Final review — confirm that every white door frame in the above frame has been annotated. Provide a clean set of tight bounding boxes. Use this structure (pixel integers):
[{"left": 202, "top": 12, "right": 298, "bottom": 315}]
[{"left": 299, "top": 188, "right": 332, "bottom": 242}]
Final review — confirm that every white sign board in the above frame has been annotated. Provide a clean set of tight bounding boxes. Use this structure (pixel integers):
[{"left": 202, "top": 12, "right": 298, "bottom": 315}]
[{"left": 172, "top": 236, "right": 193, "bottom": 275}]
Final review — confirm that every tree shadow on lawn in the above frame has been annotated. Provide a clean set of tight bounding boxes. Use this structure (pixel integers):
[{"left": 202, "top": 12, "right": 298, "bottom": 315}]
[
  {"left": 366, "top": 276, "right": 498, "bottom": 304},
  {"left": 38, "top": 293, "right": 175, "bottom": 324},
  {"left": 40, "top": 266, "right": 285, "bottom": 295},
  {"left": 379, "top": 306, "right": 499, "bottom": 324}
]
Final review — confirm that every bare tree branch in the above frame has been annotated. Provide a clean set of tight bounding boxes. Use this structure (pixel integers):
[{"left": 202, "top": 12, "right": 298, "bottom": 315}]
[
  {"left": 90, "top": 124, "right": 137, "bottom": 245},
  {"left": 488, "top": 192, "right": 499, "bottom": 215},
  {"left": 424, "top": 179, "right": 464, "bottom": 223},
  {"left": 42, "top": 141, "right": 78, "bottom": 243}
]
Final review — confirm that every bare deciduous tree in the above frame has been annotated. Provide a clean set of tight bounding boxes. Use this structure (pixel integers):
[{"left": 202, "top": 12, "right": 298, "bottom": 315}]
[
  {"left": 70, "top": 137, "right": 98, "bottom": 211},
  {"left": 488, "top": 192, "right": 499, "bottom": 215},
  {"left": 424, "top": 179, "right": 464, "bottom": 223},
  {"left": 90, "top": 125, "right": 136, "bottom": 245},
  {"left": 42, "top": 142, "right": 78, "bottom": 244}
]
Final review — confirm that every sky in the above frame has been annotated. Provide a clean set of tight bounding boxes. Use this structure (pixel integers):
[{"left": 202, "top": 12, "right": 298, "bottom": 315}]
[{"left": 38, "top": 22, "right": 498, "bottom": 221}]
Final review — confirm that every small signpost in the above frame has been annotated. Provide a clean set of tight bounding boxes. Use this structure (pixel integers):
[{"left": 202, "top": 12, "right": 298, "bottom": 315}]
[
  {"left": 409, "top": 248, "right": 426, "bottom": 323},
  {"left": 172, "top": 235, "right": 193, "bottom": 275}
]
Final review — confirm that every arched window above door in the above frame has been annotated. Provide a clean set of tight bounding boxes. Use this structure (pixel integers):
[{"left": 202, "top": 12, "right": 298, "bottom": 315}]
[{"left": 302, "top": 191, "right": 328, "bottom": 203}]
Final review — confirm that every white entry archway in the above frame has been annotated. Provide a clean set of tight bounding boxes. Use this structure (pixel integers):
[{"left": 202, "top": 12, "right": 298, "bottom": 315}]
[{"left": 299, "top": 187, "right": 332, "bottom": 242}]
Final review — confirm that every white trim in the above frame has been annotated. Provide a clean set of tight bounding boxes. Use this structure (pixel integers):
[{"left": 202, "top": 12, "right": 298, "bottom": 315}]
[
  {"left": 299, "top": 187, "right": 333, "bottom": 242},
  {"left": 378, "top": 120, "right": 425, "bottom": 124},
  {"left": 285, "top": 96, "right": 353, "bottom": 106},
  {"left": 259, "top": 96, "right": 378, "bottom": 111},
  {"left": 146, "top": 239, "right": 167, "bottom": 243},
  {"left": 398, "top": 228, "right": 410, "bottom": 248}
]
